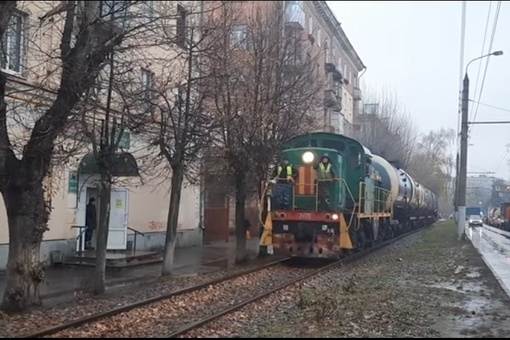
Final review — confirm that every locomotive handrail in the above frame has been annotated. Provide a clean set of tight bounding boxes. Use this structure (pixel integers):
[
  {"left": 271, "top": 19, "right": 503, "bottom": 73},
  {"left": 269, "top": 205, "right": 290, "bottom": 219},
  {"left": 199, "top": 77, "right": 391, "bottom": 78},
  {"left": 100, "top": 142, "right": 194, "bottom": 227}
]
[
  {"left": 259, "top": 176, "right": 354, "bottom": 213},
  {"left": 316, "top": 178, "right": 356, "bottom": 210},
  {"left": 358, "top": 182, "right": 393, "bottom": 216}
]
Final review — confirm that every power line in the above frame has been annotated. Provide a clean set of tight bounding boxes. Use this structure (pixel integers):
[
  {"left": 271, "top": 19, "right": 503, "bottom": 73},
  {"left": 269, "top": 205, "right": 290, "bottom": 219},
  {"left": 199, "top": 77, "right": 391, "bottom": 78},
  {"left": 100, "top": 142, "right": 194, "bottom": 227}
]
[
  {"left": 495, "top": 145, "right": 510, "bottom": 172},
  {"left": 471, "top": 1, "right": 493, "bottom": 121},
  {"left": 470, "top": 1, "right": 502, "bottom": 134},
  {"left": 469, "top": 100, "right": 510, "bottom": 113}
]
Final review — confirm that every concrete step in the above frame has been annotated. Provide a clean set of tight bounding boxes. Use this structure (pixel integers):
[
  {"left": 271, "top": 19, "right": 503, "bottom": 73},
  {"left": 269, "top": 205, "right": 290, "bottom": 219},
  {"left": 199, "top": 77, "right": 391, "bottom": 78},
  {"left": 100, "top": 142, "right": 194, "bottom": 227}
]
[{"left": 65, "top": 250, "right": 162, "bottom": 270}]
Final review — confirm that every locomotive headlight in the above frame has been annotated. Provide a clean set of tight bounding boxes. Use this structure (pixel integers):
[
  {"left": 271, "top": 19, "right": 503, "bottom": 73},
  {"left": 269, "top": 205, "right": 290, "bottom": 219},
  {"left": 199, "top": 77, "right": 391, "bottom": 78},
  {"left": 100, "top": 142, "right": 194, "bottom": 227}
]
[
  {"left": 332, "top": 214, "right": 339, "bottom": 220},
  {"left": 302, "top": 151, "right": 314, "bottom": 164}
]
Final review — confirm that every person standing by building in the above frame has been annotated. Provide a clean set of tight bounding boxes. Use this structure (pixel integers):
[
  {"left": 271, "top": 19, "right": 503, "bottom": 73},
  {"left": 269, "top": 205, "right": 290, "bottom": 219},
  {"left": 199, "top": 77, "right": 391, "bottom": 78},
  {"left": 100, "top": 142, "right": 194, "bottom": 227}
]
[{"left": 85, "top": 197, "right": 97, "bottom": 250}]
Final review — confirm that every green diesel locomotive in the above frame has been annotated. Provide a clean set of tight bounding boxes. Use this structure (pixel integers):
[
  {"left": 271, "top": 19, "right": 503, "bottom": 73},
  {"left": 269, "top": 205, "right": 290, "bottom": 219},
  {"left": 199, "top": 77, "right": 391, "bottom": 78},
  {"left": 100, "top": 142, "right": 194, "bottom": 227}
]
[{"left": 259, "top": 132, "right": 438, "bottom": 258}]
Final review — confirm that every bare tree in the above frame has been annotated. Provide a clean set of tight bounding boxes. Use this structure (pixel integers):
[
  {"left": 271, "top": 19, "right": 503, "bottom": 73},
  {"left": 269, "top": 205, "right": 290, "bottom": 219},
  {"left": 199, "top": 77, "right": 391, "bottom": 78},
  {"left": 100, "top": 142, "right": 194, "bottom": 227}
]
[
  {"left": 355, "top": 87, "right": 416, "bottom": 169},
  {"left": 0, "top": 1, "right": 156, "bottom": 312},
  {"left": 75, "top": 1, "right": 215, "bottom": 292},
  {"left": 136, "top": 3, "right": 220, "bottom": 276},
  {"left": 203, "top": 2, "right": 324, "bottom": 263},
  {"left": 355, "top": 87, "right": 454, "bottom": 205},
  {"left": 408, "top": 127, "right": 455, "bottom": 199}
]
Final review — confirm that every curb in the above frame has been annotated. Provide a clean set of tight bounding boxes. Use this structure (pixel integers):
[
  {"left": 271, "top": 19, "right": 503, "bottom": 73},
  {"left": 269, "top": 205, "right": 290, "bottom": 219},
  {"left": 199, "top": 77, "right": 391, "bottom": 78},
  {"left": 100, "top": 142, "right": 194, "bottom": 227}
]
[
  {"left": 465, "top": 225, "right": 510, "bottom": 300},
  {"left": 39, "top": 256, "right": 233, "bottom": 301}
]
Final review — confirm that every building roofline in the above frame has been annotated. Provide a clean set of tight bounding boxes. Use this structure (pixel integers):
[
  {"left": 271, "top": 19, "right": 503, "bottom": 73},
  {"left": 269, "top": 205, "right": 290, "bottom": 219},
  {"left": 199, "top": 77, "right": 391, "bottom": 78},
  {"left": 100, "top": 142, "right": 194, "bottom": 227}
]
[{"left": 314, "top": 1, "right": 366, "bottom": 73}]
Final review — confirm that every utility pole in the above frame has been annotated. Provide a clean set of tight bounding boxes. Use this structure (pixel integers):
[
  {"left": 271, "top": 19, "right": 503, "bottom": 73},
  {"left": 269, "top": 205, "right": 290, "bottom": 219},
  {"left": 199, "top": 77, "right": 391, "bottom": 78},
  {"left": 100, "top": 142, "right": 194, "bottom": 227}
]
[
  {"left": 458, "top": 74, "right": 469, "bottom": 240},
  {"left": 454, "top": 0, "right": 467, "bottom": 223},
  {"left": 457, "top": 50, "right": 503, "bottom": 240},
  {"left": 454, "top": 153, "right": 459, "bottom": 220}
]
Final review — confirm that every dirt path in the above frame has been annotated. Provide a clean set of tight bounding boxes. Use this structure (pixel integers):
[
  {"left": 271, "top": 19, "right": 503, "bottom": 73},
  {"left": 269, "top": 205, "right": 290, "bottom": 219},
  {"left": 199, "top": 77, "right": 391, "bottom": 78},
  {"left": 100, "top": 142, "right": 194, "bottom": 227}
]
[{"left": 243, "top": 221, "right": 510, "bottom": 338}]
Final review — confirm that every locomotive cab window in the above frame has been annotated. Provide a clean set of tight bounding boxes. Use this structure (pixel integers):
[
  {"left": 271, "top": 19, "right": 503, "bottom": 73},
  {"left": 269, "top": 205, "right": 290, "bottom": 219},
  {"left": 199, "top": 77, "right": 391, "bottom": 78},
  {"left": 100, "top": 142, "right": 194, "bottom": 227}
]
[
  {"left": 293, "top": 139, "right": 318, "bottom": 148},
  {"left": 348, "top": 146, "right": 361, "bottom": 170},
  {"left": 323, "top": 140, "right": 346, "bottom": 152},
  {"left": 365, "top": 161, "right": 371, "bottom": 177}
]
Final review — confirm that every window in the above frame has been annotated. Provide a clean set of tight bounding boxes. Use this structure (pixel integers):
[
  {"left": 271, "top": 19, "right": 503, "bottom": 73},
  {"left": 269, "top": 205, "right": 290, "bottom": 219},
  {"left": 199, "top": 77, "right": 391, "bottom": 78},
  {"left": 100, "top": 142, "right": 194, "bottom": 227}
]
[
  {"left": 317, "top": 28, "right": 321, "bottom": 47},
  {"left": 230, "top": 25, "right": 249, "bottom": 49},
  {"left": 141, "top": 68, "right": 155, "bottom": 114},
  {"left": 334, "top": 79, "right": 341, "bottom": 95},
  {"left": 284, "top": 1, "right": 305, "bottom": 28},
  {"left": 100, "top": 1, "right": 128, "bottom": 20},
  {"left": 90, "top": 76, "right": 103, "bottom": 98},
  {"left": 144, "top": 1, "right": 155, "bottom": 23},
  {"left": 1, "top": 11, "right": 25, "bottom": 75},
  {"left": 175, "top": 83, "right": 186, "bottom": 110},
  {"left": 176, "top": 4, "right": 187, "bottom": 48},
  {"left": 308, "top": 16, "right": 313, "bottom": 35},
  {"left": 323, "top": 140, "right": 346, "bottom": 152}
]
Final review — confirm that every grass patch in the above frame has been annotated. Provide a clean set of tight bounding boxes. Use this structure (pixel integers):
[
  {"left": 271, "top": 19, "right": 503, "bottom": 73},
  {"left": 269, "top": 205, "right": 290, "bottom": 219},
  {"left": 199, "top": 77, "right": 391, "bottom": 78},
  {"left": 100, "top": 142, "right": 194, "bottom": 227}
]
[{"left": 412, "top": 221, "right": 459, "bottom": 252}]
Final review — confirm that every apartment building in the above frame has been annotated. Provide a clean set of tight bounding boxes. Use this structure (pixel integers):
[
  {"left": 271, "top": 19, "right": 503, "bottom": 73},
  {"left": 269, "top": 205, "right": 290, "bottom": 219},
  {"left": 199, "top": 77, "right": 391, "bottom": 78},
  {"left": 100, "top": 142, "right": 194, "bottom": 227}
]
[
  {"left": 299, "top": 1, "right": 365, "bottom": 136},
  {"left": 0, "top": 1, "right": 204, "bottom": 270},
  {"left": 198, "top": 1, "right": 365, "bottom": 239}
]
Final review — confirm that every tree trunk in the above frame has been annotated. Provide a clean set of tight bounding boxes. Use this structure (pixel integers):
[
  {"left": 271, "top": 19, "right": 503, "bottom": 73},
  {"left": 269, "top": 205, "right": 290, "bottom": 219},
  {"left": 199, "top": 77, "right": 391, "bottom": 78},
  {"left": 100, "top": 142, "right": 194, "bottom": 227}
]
[
  {"left": 162, "top": 165, "right": 185, "bottom": 276},
  {"left": 1, "top": 186, "right": 47, "bottom": 313},
  {"left": 92, "top": 176, "right": 111, "bottom": 295},
  {"left": 234, "top": 173, "right": 248, "bottom": 264}
]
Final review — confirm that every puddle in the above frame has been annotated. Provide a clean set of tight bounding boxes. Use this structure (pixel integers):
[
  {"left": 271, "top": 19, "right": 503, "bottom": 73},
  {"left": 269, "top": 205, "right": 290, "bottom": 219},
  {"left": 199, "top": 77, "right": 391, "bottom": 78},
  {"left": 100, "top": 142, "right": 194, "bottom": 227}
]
[
  {"left": 428, "top": 281, "right": 483, "bottom": 294},
  {"left": 434, "top": 287, "right": 494, "bottom": 337},
  {"left": 467, "top": 229, "right": 510, "bottom": 298},
  {"left": 466, "top": 271, "right": 481, "bottom": 279}
]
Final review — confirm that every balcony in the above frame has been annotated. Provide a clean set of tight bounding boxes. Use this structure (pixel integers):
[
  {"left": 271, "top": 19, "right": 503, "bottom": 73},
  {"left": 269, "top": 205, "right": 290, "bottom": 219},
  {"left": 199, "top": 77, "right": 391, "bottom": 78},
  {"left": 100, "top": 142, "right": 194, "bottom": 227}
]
[
  {"left": 285, "top": 1, "right": 306, "bottom": 30},
  {"left": 325, "top": 62, "right": 336, "bottom": 73},
  {"left": 324, "top": 89, "right": 342, "bottom": 111},
  {"left": 332, "top": 70, "right": 342, "bottom": 83},
  {"left": 325, "top": 51, "right": 336, "bottom": 73},
  {"left": 354, "top": 87, "right": 362, "bottom": 101}
]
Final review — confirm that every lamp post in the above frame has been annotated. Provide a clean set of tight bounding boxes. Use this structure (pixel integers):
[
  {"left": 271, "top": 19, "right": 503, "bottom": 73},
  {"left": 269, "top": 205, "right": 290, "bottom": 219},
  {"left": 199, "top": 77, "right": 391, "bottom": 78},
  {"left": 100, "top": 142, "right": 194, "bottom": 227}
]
[{"left": 457, "top": 50, "right": 503, "bottom": 240}]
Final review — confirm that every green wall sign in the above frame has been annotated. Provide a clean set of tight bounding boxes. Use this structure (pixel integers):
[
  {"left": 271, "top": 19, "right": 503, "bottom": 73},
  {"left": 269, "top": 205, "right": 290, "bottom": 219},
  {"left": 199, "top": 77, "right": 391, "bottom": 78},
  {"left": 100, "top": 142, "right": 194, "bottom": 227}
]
[{"left": 68, "top": 171, "right": 78, "bottom": 193}]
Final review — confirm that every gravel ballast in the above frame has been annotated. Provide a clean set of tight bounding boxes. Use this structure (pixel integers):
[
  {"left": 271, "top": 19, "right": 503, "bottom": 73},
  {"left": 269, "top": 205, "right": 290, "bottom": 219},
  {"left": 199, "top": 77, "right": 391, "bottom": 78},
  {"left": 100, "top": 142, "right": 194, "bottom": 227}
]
[{"left": 181, "top": 222, "right": 510, "bottom": 338}]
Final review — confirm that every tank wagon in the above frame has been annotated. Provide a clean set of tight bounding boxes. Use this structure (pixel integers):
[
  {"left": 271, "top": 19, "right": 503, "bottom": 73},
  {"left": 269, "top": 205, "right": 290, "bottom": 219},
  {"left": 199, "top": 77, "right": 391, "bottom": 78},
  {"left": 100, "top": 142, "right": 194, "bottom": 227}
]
[{"left": 259, "top": 132, "right": 438, "bottom": 258}]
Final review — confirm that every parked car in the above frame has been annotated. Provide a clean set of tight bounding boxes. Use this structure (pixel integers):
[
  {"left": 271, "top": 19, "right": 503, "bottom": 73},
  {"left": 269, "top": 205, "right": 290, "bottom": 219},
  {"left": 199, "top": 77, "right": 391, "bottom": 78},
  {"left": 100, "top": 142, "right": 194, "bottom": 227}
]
[{"left": 468, "top": 215, "right": 483, "bottom": 226}]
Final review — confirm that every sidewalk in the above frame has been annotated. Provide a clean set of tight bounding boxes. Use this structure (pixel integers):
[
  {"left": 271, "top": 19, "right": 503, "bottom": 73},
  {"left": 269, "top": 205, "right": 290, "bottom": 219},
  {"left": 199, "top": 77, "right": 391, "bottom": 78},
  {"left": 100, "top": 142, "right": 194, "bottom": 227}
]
[
  {"left": 467, "top": 224, "right": 510, "bottom": 298},
  {"left": 0, "top": 237, "right": 261, "bottom": 305}
]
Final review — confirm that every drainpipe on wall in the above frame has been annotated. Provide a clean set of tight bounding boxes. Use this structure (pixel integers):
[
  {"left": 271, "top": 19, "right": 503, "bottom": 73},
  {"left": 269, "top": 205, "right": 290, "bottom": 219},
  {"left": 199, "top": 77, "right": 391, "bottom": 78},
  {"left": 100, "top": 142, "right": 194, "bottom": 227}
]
[{"left": 356, "top": 66, "right": 367, "bottom": 117}]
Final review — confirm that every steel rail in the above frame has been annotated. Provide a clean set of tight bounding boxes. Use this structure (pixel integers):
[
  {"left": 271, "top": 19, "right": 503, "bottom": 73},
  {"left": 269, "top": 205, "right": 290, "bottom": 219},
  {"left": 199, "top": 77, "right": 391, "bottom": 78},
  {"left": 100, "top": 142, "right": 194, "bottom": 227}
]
[
  {"left": 20, "top": 257, "right": 291, "bottom": 339},
  {"left": 167, "top": 225, "right": 430, "bottom": 338}
]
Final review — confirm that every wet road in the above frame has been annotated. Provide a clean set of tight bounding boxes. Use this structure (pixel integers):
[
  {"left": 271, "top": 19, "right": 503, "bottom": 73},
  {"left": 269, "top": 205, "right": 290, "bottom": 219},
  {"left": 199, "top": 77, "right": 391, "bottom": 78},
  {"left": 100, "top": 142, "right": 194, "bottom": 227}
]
[{"left": 466, "top": 223, "right": 510, "bottom": 297}]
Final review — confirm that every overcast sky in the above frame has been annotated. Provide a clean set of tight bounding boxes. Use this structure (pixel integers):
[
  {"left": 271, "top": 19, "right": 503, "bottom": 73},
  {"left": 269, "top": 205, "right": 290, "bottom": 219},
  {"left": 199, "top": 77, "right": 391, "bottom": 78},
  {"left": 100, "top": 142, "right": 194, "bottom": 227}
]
[{"left": 327, "top": 1, "right": 510, "bottom": 180}]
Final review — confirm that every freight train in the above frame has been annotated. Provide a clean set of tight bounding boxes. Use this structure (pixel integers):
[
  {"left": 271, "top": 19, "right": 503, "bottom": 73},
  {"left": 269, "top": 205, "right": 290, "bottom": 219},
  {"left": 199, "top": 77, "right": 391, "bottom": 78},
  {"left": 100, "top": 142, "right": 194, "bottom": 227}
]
[{"left": 259, "top": 132, "right": 438, "bottom": 258}]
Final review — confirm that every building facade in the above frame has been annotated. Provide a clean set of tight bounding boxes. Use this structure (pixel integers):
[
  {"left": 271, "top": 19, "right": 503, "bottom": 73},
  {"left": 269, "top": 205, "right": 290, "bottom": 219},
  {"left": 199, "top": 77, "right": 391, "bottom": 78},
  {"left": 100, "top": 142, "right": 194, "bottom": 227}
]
[
  {"left": 466, "top": 175, "right": 495, "bottom": 215},
  {"left": 301, "top": 1, "right": 365, "bottom": 136},
  {"left": 465, "top": 175, "right": 510, "bottom": 216},
  {"left": 200, "top": 1, "right": 366, "bottom": 239},
  {"left": 0, "top": 1, "right": 205, "bottom": 270},
  {"left": 490, "top": 178, "right": 510, "bottom": 211}
]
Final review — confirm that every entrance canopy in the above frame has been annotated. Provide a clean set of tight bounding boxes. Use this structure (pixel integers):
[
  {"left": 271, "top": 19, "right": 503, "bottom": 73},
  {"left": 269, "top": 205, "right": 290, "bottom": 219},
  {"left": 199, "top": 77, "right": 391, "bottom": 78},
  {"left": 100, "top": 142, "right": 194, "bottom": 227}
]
[{"left": 78, "top": 152, "right": 140, "bottom": 177}]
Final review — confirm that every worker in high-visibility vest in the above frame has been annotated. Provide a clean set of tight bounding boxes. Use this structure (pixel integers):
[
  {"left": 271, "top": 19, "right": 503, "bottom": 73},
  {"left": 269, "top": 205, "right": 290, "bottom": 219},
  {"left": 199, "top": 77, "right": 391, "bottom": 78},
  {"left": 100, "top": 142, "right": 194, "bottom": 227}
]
[
  {"left": 315, "top": 154, "right": 337, "bottom": 208},
  {"left": 272, "top": 158, "right": 298, "bottom": 210}
]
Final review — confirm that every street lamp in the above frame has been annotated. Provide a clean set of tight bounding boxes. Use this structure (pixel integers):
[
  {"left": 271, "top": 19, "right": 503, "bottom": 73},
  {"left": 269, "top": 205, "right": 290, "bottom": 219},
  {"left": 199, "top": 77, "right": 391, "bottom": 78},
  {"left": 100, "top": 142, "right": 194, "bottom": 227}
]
[{"left": 457, "top": 50, "right": 503, "bottom": 240}]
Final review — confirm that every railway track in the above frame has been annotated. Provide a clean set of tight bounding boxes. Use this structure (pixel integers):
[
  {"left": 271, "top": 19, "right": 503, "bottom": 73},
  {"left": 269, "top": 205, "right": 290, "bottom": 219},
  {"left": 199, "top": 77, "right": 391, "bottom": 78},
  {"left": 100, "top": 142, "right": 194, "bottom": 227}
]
[
  {"left": 21, "top": 225, "right": 429, "bottom": 338},
  {"left": 20, "top": 257, "right": 291, "bottom": 338},
  {"left": 167, "top": 226, "right": 429, "bottom": 338}
]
